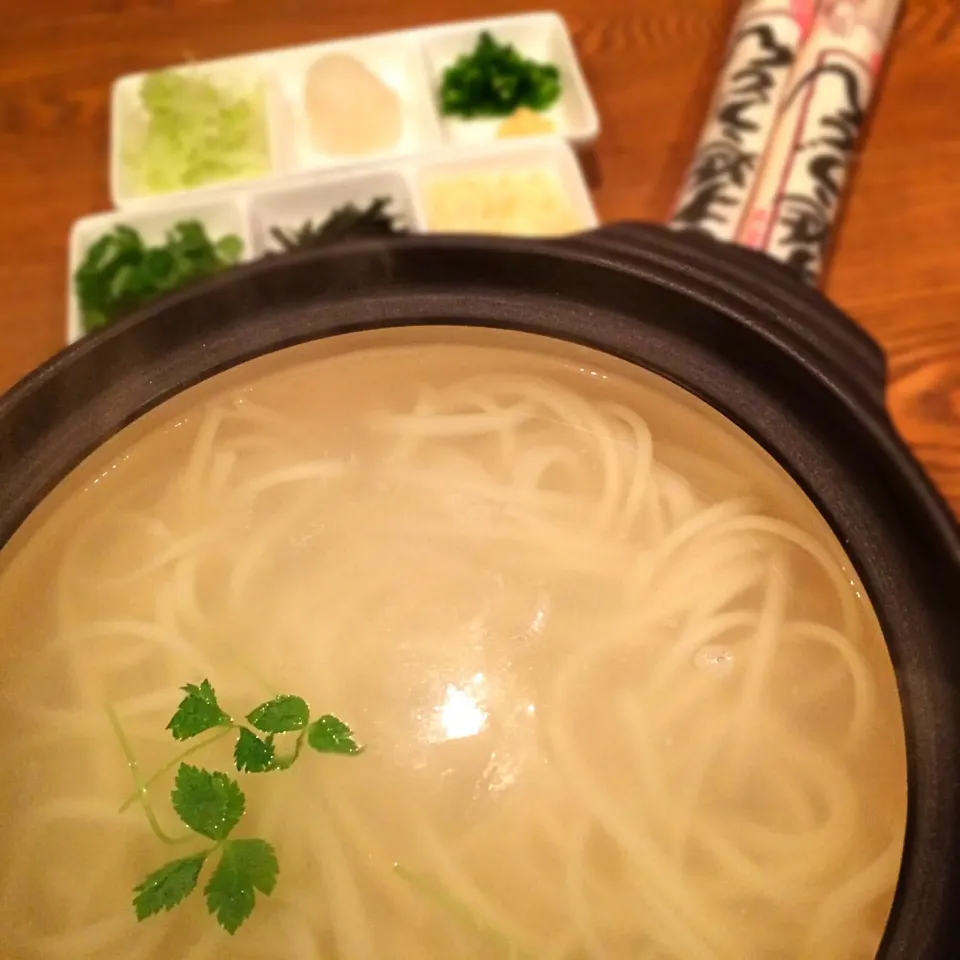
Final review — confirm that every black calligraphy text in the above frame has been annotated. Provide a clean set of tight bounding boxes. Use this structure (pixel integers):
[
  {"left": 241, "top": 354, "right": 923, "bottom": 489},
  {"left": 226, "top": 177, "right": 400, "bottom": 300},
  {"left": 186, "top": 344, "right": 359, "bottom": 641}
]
[{"left": 672, "top": 22, "right": 795, "bottom": 235}]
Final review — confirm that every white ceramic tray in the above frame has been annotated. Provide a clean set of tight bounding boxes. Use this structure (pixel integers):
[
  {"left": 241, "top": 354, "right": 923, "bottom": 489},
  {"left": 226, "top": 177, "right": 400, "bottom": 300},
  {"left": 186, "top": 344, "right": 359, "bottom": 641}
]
[
  {"left": 109, "top": 12, "right": 600, "bottom": 209},
  {"left": 69, "top": 137, "right": 598, "bottom": 345}
]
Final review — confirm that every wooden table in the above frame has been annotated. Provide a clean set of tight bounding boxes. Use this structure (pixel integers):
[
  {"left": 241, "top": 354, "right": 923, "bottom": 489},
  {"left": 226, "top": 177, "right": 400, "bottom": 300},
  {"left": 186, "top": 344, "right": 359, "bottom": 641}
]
[{"left": 1, "top": 0, "right": 958, "bottom": 506}]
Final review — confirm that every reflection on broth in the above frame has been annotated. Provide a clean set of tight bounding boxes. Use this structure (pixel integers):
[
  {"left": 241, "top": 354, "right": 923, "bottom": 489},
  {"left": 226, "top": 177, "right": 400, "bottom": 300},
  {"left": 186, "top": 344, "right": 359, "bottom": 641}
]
[{"left": 0, "top": 329, "right": 907, "bottom": 959}]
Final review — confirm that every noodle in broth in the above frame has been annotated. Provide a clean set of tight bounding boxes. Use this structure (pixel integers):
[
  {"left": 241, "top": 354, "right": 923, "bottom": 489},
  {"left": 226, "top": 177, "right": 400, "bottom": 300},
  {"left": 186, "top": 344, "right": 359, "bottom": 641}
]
[{"left": 0, "top": 332, "right": 907, "bottom": 959}]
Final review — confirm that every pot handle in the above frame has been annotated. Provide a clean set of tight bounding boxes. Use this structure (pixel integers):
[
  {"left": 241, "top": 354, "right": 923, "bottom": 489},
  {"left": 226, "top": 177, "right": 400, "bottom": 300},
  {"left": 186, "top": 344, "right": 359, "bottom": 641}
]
[{"left": 558, "top": 221, "right": 887, "bottom": 411}]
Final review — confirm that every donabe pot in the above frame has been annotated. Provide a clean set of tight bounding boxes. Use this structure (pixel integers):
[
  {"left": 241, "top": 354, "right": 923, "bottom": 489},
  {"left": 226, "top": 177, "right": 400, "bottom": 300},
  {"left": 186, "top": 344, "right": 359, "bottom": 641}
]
[{"left": 1, "top": 222, "right": 958, "bottom": 957}]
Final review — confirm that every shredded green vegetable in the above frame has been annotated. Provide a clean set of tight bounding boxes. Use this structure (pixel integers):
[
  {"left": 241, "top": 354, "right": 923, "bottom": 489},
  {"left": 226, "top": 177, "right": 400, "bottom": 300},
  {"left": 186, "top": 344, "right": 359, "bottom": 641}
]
[{"left": 123, "top": 70, "right": 271, "bottom": 196}]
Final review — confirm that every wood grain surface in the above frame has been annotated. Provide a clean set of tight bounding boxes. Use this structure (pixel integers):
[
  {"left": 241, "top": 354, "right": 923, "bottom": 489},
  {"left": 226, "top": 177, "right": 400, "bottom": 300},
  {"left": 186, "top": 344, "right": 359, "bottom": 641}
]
[{"left": 1, "top": 0, "right": 958, "bottom": 507}]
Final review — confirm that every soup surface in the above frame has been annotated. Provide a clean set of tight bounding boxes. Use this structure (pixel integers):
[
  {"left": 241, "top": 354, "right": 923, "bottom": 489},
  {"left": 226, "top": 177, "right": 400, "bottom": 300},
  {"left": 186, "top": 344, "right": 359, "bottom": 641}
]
[{"left": 0, "top": 330, "right": 907, "bottom": 960}]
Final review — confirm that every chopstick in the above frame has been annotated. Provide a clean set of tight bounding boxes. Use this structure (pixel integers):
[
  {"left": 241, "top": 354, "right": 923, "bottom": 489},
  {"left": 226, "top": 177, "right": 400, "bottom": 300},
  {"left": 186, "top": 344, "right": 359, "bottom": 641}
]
[
  {"left": 668, "top": 0, "right": 820, "bottom": 243},
  {"left": 669, "top": 0, "right": 904, "bottom": 287}
]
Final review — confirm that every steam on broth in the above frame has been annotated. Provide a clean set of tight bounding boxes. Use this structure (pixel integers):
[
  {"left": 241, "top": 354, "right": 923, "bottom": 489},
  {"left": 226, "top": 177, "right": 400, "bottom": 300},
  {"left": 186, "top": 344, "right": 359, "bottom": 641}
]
[{"left": 0, "top": 330, "right": 907, "bottom": 959}]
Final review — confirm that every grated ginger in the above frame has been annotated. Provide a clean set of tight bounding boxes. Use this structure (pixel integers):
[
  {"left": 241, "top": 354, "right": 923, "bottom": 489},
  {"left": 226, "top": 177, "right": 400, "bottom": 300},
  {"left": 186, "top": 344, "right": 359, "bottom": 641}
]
[
  {"left": 423, "top": 168, "right": 584, "bottom": 237},
  {"left": 497, "top": 107, "right": 556, "bottom": 139}
]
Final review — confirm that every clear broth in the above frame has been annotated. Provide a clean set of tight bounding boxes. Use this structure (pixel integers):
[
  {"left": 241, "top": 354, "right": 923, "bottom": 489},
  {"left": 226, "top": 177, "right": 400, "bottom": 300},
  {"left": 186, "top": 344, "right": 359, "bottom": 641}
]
[{"left": 0, "top": 328, "right": 907, "bottom": 960}]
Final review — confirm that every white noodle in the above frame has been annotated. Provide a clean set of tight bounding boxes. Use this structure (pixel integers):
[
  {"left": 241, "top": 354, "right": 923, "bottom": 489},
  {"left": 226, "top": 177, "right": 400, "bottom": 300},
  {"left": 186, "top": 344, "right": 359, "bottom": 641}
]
[{"left": 0, "top": 356, "right": 905, "bottom": 960}]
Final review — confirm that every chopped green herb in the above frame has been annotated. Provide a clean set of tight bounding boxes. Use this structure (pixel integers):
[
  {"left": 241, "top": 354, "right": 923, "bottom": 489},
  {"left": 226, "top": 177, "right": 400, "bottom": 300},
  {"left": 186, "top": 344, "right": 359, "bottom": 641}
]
[
  {"left": 439, "top": 31, "right": 562, "bottom": 119},
  {"left": 308, "top": 714, "right": 364, "bottom": 755},
  {"left": 113, "top": 679, "right": 362, "bottom": 934},
  {"left": 216, "top": 234, "right": 244, "bottom": 262},
  {"left": 234, "top": 727, "right": 276, "bottom": 773},
  {"left": 204, "top": 838, "right": 279, "bottom": 934},
  {"left": 247, "top": 694, "right": 310, "bottom": 733},
  {"left": 268, "top": 196, "right": 407, "bottom": 252},
  {"left": 74, "top": 220, "right": 243, "bottom": 334},
  {"left": 168, "top": 679, "right": 232, "bottom": 741},
  {"left": 133, "top": 853, "right": 208, "bottom": 921}
]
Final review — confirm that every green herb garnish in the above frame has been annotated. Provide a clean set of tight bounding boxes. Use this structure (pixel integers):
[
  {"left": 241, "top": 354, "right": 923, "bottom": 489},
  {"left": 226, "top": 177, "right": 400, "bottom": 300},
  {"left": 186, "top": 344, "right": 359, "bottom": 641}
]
[
  {"left": 74, "top": 220, "right": 243, "bottom": 334},
  {"left": 133, "top": 852, "right": 207, "bottom": 921},
  {"left": 308, "top": 713, "right": 366, "bottom": 754},
  {"left": 439, "top": 31, "right": 562, "bottom": 119},
  {"left": 269, "top": 196, "right": 408, "bottom": 252},
  {"left": 167, "top": 678, "right": 231, "bottom": 739},
  {"left": 247, "top": 694, "right": 310, "bottom": 732},
  {"left": 204, "top": 837, "right": 279, "bottom": 934},
  {"left": 170, "top": 764, "right": 245, "bottom": 839},
  {"left": 233, "top": 727, "right": 275, "bottom": 773},
  {"left": 115, "top": 680, "right": 362, "bottom": 934}
]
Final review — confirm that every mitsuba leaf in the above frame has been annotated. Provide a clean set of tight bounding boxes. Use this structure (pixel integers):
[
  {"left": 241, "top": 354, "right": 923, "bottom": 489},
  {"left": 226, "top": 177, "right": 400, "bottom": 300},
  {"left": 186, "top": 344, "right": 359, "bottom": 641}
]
[
  {"left": 307, "top": 715, "right": 364, "bottom": 755},
  {"left": 133, "top": 853, "right": 207, "bottom": 921},
  {"left": 170, "top": 763, "right": 245, "bottom": 840},
  {"left": 234, "top": 727, "right": 276, "bottom": 773},
  {"left": 246, "top": 695, "right": 310, "bottom": 734},
  {"left": 204, "top": 838, "right": 278, "bottom": 934},
  {"left": 167, "top": 679, "right": 231, "bottom": 741}
]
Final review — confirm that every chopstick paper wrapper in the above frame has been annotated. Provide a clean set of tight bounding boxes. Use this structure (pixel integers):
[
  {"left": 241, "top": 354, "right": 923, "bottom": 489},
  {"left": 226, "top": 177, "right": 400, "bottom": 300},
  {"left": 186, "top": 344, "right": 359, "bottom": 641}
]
[
  {"left": 737, "top": 0, "right": 903, "bottom": 283},
  {"left": 668, "top": 0, "right": 819, "bottom": 242}
]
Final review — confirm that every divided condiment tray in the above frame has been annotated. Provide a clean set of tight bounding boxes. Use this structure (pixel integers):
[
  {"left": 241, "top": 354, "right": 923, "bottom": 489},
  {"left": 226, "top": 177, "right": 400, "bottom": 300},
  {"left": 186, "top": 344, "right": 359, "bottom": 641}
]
[
  {"left": 68, "top": 138, "right": 599, "bottom": 345},
  {"left": 109, "top": 11, "right": 600, "bottom": 209},
  {"left": 70, "top": 11, "right": 602, "bottom": 348}
]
